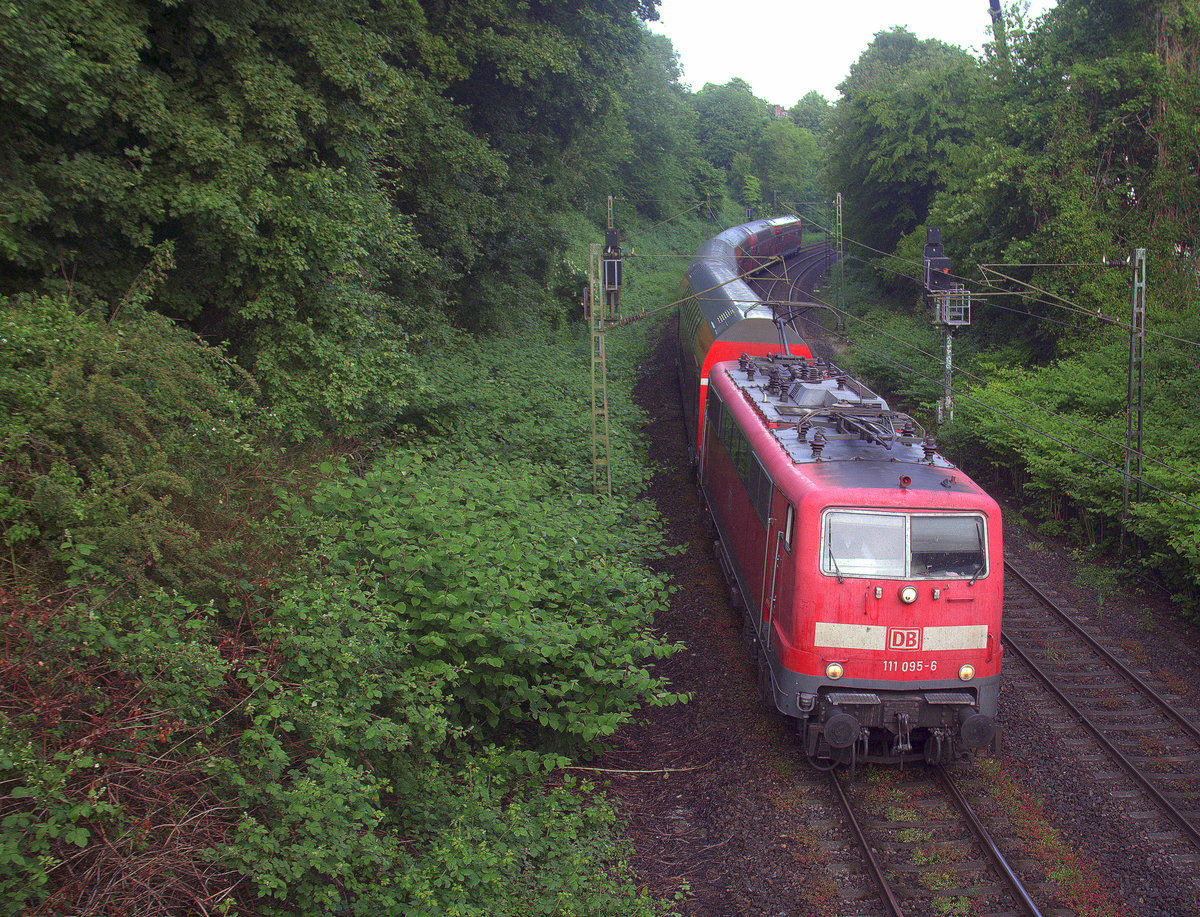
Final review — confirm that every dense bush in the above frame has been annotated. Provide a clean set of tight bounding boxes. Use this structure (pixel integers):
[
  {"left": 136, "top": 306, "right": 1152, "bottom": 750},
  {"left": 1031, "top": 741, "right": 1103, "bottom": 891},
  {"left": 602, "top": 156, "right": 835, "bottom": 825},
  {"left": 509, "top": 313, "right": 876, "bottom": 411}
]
[
  {"left": 0, "top": 252, "right": 256, "bottom": 587},
  {"left": 942, "top": 330, "right": 1200, "bottom": 616},
  {"left": 1, "top": 261, "right": 687, "bottom": 914},
  {"left": 224, "top": 428, "right": 680, "bottom": 912}
]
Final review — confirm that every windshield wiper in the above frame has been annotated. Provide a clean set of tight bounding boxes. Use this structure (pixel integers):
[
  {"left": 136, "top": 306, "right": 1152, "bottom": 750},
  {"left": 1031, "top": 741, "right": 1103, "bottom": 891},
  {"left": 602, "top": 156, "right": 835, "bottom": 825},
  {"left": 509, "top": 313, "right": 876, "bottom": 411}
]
[
  {"left": 828, "top": 549, "right": 845, "bottom": 584},
  {"left": 969, "top": 559, "right": 986, "bottom": 585},
  {"left": 969, "top": 519, "right": 986, "bottom": 585}
]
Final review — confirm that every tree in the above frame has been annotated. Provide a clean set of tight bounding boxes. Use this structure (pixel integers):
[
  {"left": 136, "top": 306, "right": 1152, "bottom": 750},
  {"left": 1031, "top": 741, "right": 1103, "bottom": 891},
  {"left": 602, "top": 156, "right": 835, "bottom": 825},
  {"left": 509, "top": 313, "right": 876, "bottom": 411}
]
[
  {"left": 742, "top": 173, "right": 763, "bottom": 210},
  {"left": 0, "top": 0, "right": 665, "bottom": 429},
  {"left": 615, "top": 32, "right": 714, "bottom": 220},
  {"left": 693, "top": 78, "right": 770, "bottom": 172},
  {"left": 789, "top": 90, "right": 832, "bottom": 139},
  {"left": 825, "top": 28, "right": 984, "bottom": 254},
  {"left": 415, "top": 0, "right": 660, "bottom": 330},
  {"left": 752, "top": 119, "right": 821, "bottom": 209},
  {"left": 920, "top": 0, "right": 1198, "bottom": 354},
  {"left": 0, "top": 0, "right": 488, "bottom": 436}
]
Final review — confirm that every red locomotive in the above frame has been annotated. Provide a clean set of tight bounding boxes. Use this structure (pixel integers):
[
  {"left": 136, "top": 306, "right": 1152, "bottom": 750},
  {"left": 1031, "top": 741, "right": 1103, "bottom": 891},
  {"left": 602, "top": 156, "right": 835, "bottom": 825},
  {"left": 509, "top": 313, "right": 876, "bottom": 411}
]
[{"left": 683, "top": 223, "right": 1003, "bottom": 765}]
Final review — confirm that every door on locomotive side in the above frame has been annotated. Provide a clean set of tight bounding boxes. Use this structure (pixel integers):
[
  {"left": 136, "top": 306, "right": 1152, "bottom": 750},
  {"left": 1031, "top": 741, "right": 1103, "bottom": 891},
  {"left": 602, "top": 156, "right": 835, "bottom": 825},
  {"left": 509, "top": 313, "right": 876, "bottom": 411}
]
[{"left": 761, "top": 490, "right": 797, "bottom": 665}]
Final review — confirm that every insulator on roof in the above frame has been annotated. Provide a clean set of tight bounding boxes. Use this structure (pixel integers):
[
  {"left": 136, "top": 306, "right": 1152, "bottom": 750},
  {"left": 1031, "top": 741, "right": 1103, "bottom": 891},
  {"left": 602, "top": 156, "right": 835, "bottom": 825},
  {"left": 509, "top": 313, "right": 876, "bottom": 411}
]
[{"left": 811, "top": 430, "right": 827, "bottom": 460}]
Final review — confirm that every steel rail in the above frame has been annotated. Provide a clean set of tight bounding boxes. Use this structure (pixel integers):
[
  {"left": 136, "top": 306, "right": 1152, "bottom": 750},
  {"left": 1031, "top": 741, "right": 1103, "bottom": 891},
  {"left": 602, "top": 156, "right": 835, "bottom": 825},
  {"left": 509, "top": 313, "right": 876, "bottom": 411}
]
[
  {"left": 756, "top": 243, "right": 833, "bottom": 298},
  {"left": 935, "top": 765, "right": 1045, "bottom": 917},
  {"left": 829, "top": 770, "right": 906, "bottom": 917},
  {"left": 1001, "top": 631, "right": 1200, "bottom": 849},
  {"left": 1006, "top": 561, "right": 1200, "bottom": 743},
  {"left": 757, "top": 247, "right": 837, "bottom": 328}
]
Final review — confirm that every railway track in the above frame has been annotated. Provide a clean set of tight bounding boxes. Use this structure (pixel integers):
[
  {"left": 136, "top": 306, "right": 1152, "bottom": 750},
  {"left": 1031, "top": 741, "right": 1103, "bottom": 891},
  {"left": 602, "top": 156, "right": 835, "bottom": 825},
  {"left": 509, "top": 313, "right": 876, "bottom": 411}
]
[
  {"left": 812, "top": 559, "right": 1200, "bottom": 915},
  {"left": 829, "top": 764, "right": 1047, "bottom": 916},
  {"left": 753, "top": 242, "right": 835, "bottom": 306},
  {"left": 619, "top": 311, "right": 1200, "bottom": 915},
  {"left": 1003, "top": 561, "right": 1200, "bottom": 877}
]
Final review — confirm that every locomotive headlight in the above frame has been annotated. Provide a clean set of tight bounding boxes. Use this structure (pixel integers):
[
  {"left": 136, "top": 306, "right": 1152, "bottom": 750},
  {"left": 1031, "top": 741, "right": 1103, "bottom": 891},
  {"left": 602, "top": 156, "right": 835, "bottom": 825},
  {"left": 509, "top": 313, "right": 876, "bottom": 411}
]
[
  {"left": 826, "top": 662, "right": 844, "bottom": 680},
  {"left": 899, "top": 585, "right": 919, "bottom": 604},
  {"left": 959, "top": 664, "right": 975, "bottom": 681}
]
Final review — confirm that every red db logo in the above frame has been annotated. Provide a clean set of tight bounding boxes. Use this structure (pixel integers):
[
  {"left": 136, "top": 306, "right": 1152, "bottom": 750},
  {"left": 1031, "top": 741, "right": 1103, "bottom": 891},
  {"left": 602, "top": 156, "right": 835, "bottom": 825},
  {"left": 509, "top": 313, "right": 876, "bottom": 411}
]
[{"left": 888, "top": 628, "right": 921, "bottom": 651}]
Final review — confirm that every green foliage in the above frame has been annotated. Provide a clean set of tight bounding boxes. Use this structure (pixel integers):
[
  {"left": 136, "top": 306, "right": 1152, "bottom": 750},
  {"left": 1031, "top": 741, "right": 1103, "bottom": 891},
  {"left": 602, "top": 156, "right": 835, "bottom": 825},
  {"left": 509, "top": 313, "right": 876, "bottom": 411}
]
[
  {"left": 826, "top": 28, "right": 983, "bottom": 253},
  {"left": 0, "top": 0, "right": 673, "bottom": 435},
  {"left": 693, "top": 78, "right": 771, "bottom": 172},
  {"left": 1, "top": 584, "right": 240, "bottom": 916},
  {"left": 742, "top": 173, "right": 764, "bottom": 209},
  {"left": 0, "top": 273, "right": 254, "bottom": 585},
  {"left": 752, "top": 119, "right": 820, "bottom": 208},
  {"left": 2, "top": 315, "right": 685, "bottom": 915},
  {"left": 920, "top": 0, "right": 1200, "bottom": 353},
  {"left": 695, "top": 79, "right": 824, "bottom": 215},
  {"left": 834, "top": 292, "right": 1200, "bottom": 617},
  {"left": 272, "top": 446, "right": 680, "bottom": 749},
  {"left": 0, "top": 0, "right": 445, "bottom": 438},
  {"left": 415, "top": 0, "right": 662, "bottom": 332},
  {"left": 609, "top": 33, "right": 716, "bottom": 222},
  {"left": 0, "top": 203, "right": 704, "bottom": 914},
  {"left": 0, "top": 731, "right": 117, "bottom": 915},
  {"left": 218, "top": 324, "right": 683, "bottom": 912},
  {"left": 820, "top": 1, "right": 1200, "bottom": 618},
  {"left": 788, "top": 91, "right": 832, "bottom": 140},
  {"left": 395, "top": 768, "right": 665, "bottom": 917}
]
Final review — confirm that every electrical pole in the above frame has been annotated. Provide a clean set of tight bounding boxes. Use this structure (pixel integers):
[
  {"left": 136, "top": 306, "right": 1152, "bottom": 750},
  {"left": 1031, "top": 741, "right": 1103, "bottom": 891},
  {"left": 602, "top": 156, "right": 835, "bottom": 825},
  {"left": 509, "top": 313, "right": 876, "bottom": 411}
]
[
  {"left": 834, "top": 193, "right": 845, "bottom": 331},
  {"left": 1121, "top": 248, "right": 1147, "bottom": 551}
]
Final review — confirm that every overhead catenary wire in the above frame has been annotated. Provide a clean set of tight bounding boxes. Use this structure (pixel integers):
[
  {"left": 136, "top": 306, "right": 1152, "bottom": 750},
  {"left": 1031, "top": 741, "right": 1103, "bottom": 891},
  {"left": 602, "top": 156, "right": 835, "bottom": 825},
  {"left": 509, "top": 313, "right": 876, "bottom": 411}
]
[
  {"left": 613, "top": 216, "right": 1200, "bottom": 511},
  {"left": 801, "top": 229, "right": 1200, "bottom": 505},
  {"left": 833, "top": 231, "right": 1200, "bottom": 358},
  {"left": 752, "top": 225, "right": 1127, "bottom": 359},
  {"left": 977, "top": 264, "right": 1127, "bottom": 324},
  {"left": 698, "top": 219, "right": 1198, "bottom": 373},
  {"left": 839, "top": 249, "right": 1137, "bottom": 345},
  {"left": 833, "top": 295, "right": 1200, "bottom": 489},
  {"left": 971, "top": 265, "right": 1200, "bottom": 358},
  {"left": 843, "top": 233, "right": 1115, "bottom": 320},
  {"left": 621, "top": 200, "right": 706, "bottom": 242},
  {"left": 796, "top": 286, "right": 1200, "bottom": 505},
  {"left": 600, "top": 253, "right": 791, "bottom": 330},
  {"left": 829, "top": 322, "right": 1200, "bottom": 517}
]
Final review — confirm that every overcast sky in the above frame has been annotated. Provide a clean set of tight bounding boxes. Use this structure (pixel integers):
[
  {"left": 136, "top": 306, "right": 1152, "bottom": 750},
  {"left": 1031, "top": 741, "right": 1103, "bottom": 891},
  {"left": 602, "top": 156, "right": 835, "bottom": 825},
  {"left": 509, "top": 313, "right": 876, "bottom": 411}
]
[{"left": 649, "top": 0, "right": 1058, "bottom": 105}]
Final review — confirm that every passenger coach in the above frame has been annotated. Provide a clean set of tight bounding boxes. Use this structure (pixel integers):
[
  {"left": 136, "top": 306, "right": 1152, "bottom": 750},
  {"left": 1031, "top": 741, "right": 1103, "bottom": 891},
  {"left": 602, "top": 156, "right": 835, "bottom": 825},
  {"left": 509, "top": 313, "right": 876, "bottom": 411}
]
[{"left": 677, "top": 217, "right": 811, "bottom": 460}]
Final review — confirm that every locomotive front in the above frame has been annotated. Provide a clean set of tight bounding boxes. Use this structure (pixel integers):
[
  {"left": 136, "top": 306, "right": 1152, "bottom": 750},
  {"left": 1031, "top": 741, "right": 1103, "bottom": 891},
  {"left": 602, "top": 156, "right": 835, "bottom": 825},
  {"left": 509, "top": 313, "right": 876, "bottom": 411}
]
[
  {"left": 702, "top": 353, "right": 1003, "bottom": 765},
  {"left": 785, "top": 466, "right": 1003, "bottom": 764}
]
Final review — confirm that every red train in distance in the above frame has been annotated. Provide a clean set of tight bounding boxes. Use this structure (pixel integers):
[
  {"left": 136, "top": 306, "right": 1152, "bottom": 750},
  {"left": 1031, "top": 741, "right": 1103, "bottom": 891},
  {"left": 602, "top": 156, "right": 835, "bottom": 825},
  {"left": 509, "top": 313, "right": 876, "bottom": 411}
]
[
  {"left": 677, "top": 216, "right": 811, "bottom": 462},
  {"left": 682, "top": 222, "right": 1003, "bottom": 766}
]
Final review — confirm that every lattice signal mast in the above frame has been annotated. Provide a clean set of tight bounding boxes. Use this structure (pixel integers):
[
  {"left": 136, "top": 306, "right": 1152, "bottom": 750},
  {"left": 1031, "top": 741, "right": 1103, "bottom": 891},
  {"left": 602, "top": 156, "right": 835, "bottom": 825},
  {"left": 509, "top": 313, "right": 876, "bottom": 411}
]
[
  {"left": 924, "top": 227, "right": 969, "bottom": 424},
  {"left": 589, "top": 211, "right": 624, "bottom": 496}
]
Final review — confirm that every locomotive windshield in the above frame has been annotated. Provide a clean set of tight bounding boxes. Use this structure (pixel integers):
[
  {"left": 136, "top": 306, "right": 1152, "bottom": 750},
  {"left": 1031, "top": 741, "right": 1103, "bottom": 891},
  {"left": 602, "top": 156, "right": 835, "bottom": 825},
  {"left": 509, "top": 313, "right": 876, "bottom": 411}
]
[{"left": 822, "top": 510, "right": 987, "bottom": 580}]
